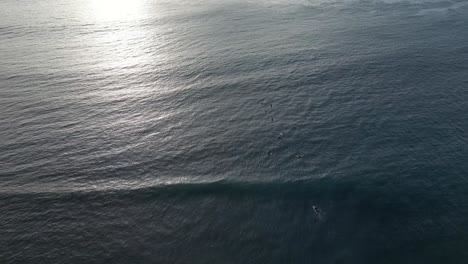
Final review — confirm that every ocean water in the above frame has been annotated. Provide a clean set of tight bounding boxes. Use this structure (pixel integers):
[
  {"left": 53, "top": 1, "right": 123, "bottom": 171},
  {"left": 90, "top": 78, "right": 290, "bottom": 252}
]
[{"left": 1, "top": 0, "right": 468, "bottom": 262}]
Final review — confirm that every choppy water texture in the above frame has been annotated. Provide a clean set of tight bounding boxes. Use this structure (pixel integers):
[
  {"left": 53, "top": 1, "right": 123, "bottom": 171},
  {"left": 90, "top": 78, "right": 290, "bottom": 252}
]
[{"left": 1, "top": 0, "right": 468, "bottom": 262}]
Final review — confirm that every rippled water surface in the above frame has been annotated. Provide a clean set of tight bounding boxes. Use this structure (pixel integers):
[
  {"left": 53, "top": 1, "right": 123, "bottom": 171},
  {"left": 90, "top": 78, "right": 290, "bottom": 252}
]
[{"left": 1, "top": 0, "right": 468, "bottom": 262}]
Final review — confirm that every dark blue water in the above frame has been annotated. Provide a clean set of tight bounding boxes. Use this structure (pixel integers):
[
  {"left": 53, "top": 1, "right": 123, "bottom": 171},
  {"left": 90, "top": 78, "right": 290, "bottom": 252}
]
[{"left": 1, "top": 0, "right": 468, "bottom": 262}]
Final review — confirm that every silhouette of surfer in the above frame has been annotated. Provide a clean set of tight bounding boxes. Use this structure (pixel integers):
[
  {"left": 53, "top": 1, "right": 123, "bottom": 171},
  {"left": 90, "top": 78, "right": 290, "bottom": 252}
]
[{"left": 312, "top": 205, "right": 324, "bottom": 221}]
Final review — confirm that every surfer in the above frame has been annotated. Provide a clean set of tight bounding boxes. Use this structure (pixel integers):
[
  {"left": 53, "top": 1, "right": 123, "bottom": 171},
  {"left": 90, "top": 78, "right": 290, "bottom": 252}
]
[{"left": 312, "top": 205, "right": 324, "bottom": 221}]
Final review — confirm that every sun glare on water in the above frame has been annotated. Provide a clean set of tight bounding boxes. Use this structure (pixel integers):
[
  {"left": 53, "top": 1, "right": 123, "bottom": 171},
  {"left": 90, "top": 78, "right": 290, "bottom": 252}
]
[{"left": 90, "top": 0, "right": 145, "bottom": 21}]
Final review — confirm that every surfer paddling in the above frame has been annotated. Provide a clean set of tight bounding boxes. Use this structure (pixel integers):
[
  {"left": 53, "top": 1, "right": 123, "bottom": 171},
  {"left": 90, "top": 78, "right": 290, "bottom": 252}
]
[{"left": 312, "top": 205, "right": 324, "bottom": 221}]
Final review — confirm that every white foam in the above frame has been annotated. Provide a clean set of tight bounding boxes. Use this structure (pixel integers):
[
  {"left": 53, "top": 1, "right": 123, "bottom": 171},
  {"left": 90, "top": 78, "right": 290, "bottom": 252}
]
[{"left": 416, "top": 1, "right": 468, "bottom": 15}]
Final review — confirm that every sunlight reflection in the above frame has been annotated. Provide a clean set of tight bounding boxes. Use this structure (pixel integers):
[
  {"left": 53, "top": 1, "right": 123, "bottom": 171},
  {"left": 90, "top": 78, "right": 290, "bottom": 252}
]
[{"left": 90, "top": 0, "right": 145, "bottom": 21}]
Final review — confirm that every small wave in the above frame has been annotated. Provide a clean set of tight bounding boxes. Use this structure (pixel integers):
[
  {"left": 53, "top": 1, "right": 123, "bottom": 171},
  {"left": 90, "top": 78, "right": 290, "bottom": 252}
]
[
  {"left": 416, "top": 1, "right": 468, "bottom": 15},
  {"left": 116, "top": 178, "right": 325, "bottom": 197},
  {"left": 243, "top": 0, "right": 467, "bottom": 7},
  {"left": 0, "top": 177, "right": 333, "bottom": 199}
]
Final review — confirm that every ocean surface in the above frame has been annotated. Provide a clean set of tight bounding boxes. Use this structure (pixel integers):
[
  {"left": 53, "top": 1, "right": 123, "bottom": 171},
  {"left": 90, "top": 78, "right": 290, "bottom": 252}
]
[{"left": 1, "top": 0, "right": 468, "bottom": 262}]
